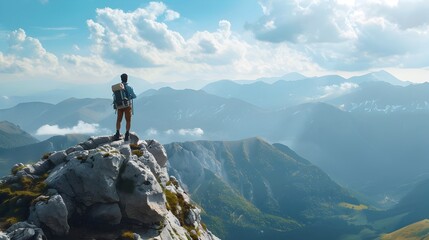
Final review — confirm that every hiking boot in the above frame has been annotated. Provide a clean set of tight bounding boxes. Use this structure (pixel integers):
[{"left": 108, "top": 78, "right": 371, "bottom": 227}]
[
  {"left": 124, "top": 131, "right": 130, "bottom": 141},
  {"left": 113, "top": 131, "right": 120, "bottom": 141}
]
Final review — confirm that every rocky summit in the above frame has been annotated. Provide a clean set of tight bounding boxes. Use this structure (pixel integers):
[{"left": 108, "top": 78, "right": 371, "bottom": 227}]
[{"left": 0, "top": 134, "right": 218, "bottom": 240}]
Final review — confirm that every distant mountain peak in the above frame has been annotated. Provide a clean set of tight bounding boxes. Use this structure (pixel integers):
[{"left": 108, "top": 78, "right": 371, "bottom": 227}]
[
  {"left": 0, "top": 121, "right": 38, "bottom": 148},
  {"left": 349, "top": 70, "right": 408, "bottom": 86}
]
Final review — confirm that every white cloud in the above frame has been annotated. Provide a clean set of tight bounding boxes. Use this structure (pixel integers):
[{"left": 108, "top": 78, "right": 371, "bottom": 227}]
[
  {"left": 0, "top": 28, "right": 61, "bottom": 75},
  {"left": 178, "top": 128, "right": 204, "bottom": 137},
  {"left": 165, "top": 129, "right": 175, "bottom": 135},
  {"left": 35, "top": 121, "right": 101, "bottom": 136},
  {"left": 3, "top": 1, "right": 427, "bottom": 85},
  {"left": 165, "top": 10, "right": 180, "bottom": 21},
  {"left": 162, "top": 128, "right": 204, "bottom": 137},
  {"left": 82, "top": 4, "right": 320, "bottom": 81},
  {"left": 247, "top": 0, "right": 429, "bottom": 71},
  {"left": 146, "top": 128, "right": 158, "bottom": 136},
  {"left": 320, "top": 82, "right": 359, "bottom": 98}
]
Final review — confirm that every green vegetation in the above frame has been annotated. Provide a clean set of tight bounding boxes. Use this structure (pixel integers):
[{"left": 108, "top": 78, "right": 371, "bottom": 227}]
[
  {"left": 121, "top": 230, "right": 135, "bottom": 239},
  {"left": 381, "top": 219, "right": 429, "bottom": 240},
  {"left": 339, "top": 202, "right": 369, "bottom": 211},
  {"left": 42, "top": 152, "right": 52, "bottom": 159},
  {"left": 132, "top": 150, "right": 143, "bottom": 157},
  {"left": 0, "top": 173, "right": 48, "bottom": 230},
  {"left": 164, "top": 182, "right": 202, "bottom": 240},
  {"left": 11, "top": 165, "right": 26, "bottom": 175},
  {"left": 129, "top": 143, "right": 140, "bottom": 150},
  {"left": 192, "top": 169, "right": 299, "bottom": 239},
  {"left": 76, "top": 155, "right": 88, "bottom": 161}
]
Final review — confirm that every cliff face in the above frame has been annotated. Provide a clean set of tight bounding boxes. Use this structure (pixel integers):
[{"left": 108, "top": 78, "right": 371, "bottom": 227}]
[{"left": 0, "top": 134, "right": 218, "bottom": 240}]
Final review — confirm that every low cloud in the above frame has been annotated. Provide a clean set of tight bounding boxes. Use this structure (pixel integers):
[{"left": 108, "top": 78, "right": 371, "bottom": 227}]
[
  {"left": 177, "top": 128, "right": 204, "bottom": 137},
  {"left": 149, "top": 128, "right": 205, "bottom": 137},
  {"left": 320, "top": 82, "right": 359, "bottom": 99},
  {"left": 36, "top": 121, "right": 101, "bottom": 136},
  {"left": 146, "top": 128, "right": 159, "bottom": 136}
]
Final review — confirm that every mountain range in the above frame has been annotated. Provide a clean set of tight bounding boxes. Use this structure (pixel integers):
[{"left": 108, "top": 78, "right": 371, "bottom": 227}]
[
  {"left": 0, "top": 121, "right": 38, "bottom": 149},
  {"left": 164, "top": 137, "right": 369, "bottom": 239},
  {"left": 2, "top": 81, "right": 429, "bottom": 206},
  {"left": 202, "top": 70, "right": 409, "bottom": 110}
]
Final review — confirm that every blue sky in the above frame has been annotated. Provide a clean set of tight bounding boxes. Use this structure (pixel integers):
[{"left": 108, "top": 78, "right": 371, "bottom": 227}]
[{"left": 1, "top": 0, "right": 429, "bottom": 94}]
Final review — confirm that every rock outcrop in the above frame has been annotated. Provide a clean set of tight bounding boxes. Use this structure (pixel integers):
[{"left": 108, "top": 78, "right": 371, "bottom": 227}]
[{"left": 0, "top": 134, "right": 218, "bottom": 240}]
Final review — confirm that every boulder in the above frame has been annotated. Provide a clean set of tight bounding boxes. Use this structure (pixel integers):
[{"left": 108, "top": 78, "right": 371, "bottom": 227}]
[
  {"left": 118, "top": 159, "right": 167, "bottom": 224},
  {"left": 185, "top": 208, "right": 201, "bottom": 227},
  {"left": 119, "top": 145, "right": 131, "bottom": 158},
  {"left": 80, "top": 140, "right": 97, "bottom": 150},
  {"left": 31, "top": 160, "right": 53, "bottom": 176},
  {"left": 145, "top": 140, "right": 168, "bottom": 167},
  {"left": 137, "top": 151, "right": 161, "bottom": 177},
  {"left": 6, "top": 222, "right": 45, "bottom": 240},
  {"left": 65, "top": 145, "right": 84, "bottom": 155},
  {"left": 90, "top": 136, "right": 113, "bottom": 147},
  {"left": 28, "top": 194, "right": 69, "bottom": 236},
  {"left": 46, "top": 146, "right": 124, "bottom": 206},
  {"left": 129, "top": 132, "right": 139, "bottom": 145},
  {"left": 11, "top": 163, "right": 24, "bottom": 175},
  {"left": 0, "top": 232, "right": 9, "bottom": 240},
  {"left": 157, "top": 212, "right": 189, "bottom": 240},
  {"left": 59, "top": 194, "right": 75, "bottom": 219},
  {"left": 88, "top": 203, "right": 122, "bottom": 225},
  {"left": 48, "top": 151, "right": 67, "bottom": 166}
]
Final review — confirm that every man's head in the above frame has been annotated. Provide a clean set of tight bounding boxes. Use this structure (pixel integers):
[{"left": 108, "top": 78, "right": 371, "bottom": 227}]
[{"left": 121, "top": 73, "right": 128, "bottom": 83}]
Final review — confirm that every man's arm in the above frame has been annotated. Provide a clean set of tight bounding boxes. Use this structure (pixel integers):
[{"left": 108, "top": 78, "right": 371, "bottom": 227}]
[{"left": 127, "top": 86, "right": 137, "bottom": 99}]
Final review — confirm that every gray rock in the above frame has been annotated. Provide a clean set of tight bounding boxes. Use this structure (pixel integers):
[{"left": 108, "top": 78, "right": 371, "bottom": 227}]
[
  {"left": 6, "top": 222, "right": 45, "bottom": 240},
  {"left": 129, "top": 132, "right": 139, "bottom": 144},
  {"left": 119, "top": 145, "right": 131, "bottom": 158},
  {"left": 145, "top": 140, "right": 168, "bottom": 167},
  {"left": 185, "top": 208, "right": 201, "bottom": 227},
  {"left": 138, "top": 151, "right": 161, "bottom": 177},
  {"left": 80, "top": 140, "right": 97, "bottom": 150},
  {"left": 31, "top": 160, "right": 53, "bottom": 176},
  {"left": 90, "top": 136, "right": 113, "bottom": 147},
  {"left": 48, "top": 151, "right": 67, "bottom": 166},
  {"left": 118, "top": 159, "right": 167, "bottom": 224},
  {"left": 109, "top": 140, "right": 123, "bottom": 148},
  {"left": 65, "top": 145, "right": 84, "bottom": 155},
  {"left": 28, "top": 194, "right": 69, "bottom": 236},
  {"left": 11, "top": 163, "right": 24, "bottom": 175},
  {"left": 45, "top": 188, "right": 58, "bottom": 196},
  {"left": 157, "top": 212, "right": 190, "bottom": 240},
  {"left": 66, "top": 150, "right": 89, "bottom": 162},
  {"left": 0, "top": 232, "right": 9, "bottom": 240},
  {"left": 60, "top": 194, "right": 75, "bottom": 219},
  {"left": 46, "top": 146, "right": 124, "bottom": 206},
  {"left": 88, "top": 203, "right": 122, "bottom": 225},
  {"left": 22, "top": 165, "right": 35, "bottom": 175}
]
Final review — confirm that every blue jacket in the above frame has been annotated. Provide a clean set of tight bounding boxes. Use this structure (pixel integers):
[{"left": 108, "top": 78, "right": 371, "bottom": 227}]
[{"left": 123, "top": 83, "right": 137, "bottom": 99}]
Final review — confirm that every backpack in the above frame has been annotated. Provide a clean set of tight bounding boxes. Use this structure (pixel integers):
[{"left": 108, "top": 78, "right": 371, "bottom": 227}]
[{"left": 112, "top": 83, "right": 130, "bottom": 110}]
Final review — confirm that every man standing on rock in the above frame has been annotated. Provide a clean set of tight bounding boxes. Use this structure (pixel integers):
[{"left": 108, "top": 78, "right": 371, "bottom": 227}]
[{"left": 113, "top": 73, "right": 137, "bottom": 141}]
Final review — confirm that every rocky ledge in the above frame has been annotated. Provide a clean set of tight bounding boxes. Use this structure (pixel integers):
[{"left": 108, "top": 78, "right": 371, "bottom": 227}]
[{"left": 0, "top": 134, "right": 218, "bottom": 240}]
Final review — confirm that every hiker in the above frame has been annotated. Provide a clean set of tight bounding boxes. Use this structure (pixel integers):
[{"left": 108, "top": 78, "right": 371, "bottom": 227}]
[{"left": 112, "top": 73, "right": 137, "bottom": 141}]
